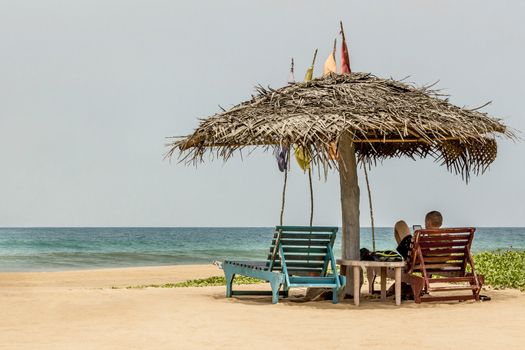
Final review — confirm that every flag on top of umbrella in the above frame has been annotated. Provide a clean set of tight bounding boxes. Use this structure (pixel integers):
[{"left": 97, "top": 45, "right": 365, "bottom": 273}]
[
  {"left": 340, "top": 21, "right": 351, "bottom": 74},
  {"left": 303, "top": 49, "right": 318, "bottom": 82},
  {"left": 323, "top": 39, "right": 337, "bottom": 76},
  {"left": 288, "top": 57, "right": 295, "bottom": 84}
]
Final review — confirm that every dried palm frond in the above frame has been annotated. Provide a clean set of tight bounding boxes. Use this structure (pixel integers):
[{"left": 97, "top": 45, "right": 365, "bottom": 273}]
[{"left": 167, "top": 72, "right": 516, "bottom": 179}]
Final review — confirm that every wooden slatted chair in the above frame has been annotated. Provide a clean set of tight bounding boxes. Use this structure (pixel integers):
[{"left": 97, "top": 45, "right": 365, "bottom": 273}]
[
  {"left": 407, "top": 228, "right": 484, "bottom": 303},
  {"left": 222, "top": 226, "right": 345, "bottom": 304}
]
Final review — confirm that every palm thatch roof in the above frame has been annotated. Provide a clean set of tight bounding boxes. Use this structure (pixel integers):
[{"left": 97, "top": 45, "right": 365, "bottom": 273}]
[{"left": 167, "top": 72, "right": 515, "bottom": 179}]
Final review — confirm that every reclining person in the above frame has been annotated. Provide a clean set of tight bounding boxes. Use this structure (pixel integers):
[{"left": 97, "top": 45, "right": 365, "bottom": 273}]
[
  {"left": 387, "top": 211, "right": 443, "bottom": 300},
  {"left": 394, "top": 210, "right": 443, "bottom": 259}
]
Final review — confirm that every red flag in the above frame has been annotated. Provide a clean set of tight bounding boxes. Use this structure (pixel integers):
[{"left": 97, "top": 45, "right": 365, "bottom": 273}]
[{"left": 340, "top": 21, "right": 351, "bottom": 74}]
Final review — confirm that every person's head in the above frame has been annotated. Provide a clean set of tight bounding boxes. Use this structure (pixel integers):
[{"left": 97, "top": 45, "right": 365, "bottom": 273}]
[{"left": 425, "top": 211, "right": 443, "bottom": 229}]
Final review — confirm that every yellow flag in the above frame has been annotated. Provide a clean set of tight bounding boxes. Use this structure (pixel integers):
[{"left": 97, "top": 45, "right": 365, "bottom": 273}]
[
  {"left": 294, "top": 145, "right": 311, "bottom": 171},
  {"left": 304, "top": 66, "right": 313, "bottom": 82},
  {"left": 304, "top": 49, "right": 318, "bottom": 82}
]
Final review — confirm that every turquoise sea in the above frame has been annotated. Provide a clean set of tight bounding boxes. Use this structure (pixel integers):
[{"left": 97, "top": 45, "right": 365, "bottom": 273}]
[{"left": 1, "top": 227, "right": 524, "bottom": 272}]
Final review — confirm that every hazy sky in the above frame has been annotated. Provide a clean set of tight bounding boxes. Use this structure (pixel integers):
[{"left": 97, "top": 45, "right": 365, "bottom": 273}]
[{"left": 1, "top": 0, "right": 524, "bottom": 227}]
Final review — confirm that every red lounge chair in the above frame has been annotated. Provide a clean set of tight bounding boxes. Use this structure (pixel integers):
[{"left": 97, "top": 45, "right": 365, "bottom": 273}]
[{"left": 407, "top": 228, "right": 484, "bottom": 303}]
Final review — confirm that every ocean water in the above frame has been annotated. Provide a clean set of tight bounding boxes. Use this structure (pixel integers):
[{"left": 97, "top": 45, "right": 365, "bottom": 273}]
[{"left": 0, "top": 227, "right": 524, "bottom": 272}]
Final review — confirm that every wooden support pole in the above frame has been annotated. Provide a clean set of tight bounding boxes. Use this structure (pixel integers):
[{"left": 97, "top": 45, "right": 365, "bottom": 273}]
[{"left": 338, "top": 132, "right": 361, "bottom": 296}]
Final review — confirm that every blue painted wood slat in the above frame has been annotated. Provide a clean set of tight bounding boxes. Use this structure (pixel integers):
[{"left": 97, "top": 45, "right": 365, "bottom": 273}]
[{"left": 222, "top": 226, "right": 346, "bottom": 304}]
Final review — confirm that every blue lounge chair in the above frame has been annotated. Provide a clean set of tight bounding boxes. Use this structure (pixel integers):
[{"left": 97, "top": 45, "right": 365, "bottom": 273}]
[{"left": 222, "top": 226, "right": 346, "bottom": 304}]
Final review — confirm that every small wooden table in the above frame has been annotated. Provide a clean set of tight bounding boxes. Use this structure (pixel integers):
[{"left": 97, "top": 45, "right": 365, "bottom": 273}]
[{"left": 337, "top": 259, "right": 406, "bottom": 306}]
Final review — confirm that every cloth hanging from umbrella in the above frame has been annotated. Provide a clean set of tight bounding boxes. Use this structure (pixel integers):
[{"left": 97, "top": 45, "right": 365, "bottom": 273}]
[
  {"left": 295, "top": 50, "right": 317, "bottom": 172},
  {"left": 276, "top": 58, "right": 294, "bottom": 172},
  {"left": 294, "top": 145, "right": 311, "bottom": 171},
  {"left": 274, "top": 146, "right": 289, "bottom": 172}
]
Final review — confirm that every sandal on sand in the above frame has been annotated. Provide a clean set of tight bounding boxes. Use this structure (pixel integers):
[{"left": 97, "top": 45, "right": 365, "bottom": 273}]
[{"left": 480, "top": 295, "right": 491, "bottom": 301}]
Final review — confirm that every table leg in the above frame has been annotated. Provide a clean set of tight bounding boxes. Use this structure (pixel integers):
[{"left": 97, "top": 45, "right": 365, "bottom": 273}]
[
  {"left": 353, "top": 266, "right": 360, "bottom": 306},
  {"left": 366, "top": 267, "right": 375, "bottom": 294},
  {"left": 380, "top": 267, "right": 387, "bottom": 301},
  {"left": 395, "top": 267, "right": 402, "bottom": 306}
]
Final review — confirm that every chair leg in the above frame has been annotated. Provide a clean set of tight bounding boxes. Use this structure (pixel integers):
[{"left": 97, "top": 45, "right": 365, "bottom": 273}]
[
  {"left": 339, "top": 275, "right": 347, "bottom": 289},
  {"left": 469, "top": 277, "right": 481, "bottom": 301},
  {"left": 332, "top": 287, "right": 339, "bottom": 304},
  {"left": 478, "top": 274, "right": 485, "bottom": 285},
  {"left": 467, "top": 273, "right": 484, "bottom": 301},
  {"left": 409, "top": 275, "right": 424, "bottom": 304},
  {"left": 225, "top": 271, "right": 235, "bottom": 297},
  {"left": 270, "top": 278, "right": 281, "bottom": 304},
  {"left": 336, "top": 276, "right": 347, "bottom": 302}
]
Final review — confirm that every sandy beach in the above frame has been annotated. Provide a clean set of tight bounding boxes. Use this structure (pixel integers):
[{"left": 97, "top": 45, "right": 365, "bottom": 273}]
[{"left": 0, "top": 265, "right": 523, "bottom": 350}]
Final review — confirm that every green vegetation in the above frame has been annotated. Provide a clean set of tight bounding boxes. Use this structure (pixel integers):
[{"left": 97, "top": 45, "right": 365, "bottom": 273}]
[
  {"left": 472, "top": 250, "right": 525, "bottom": 291},
  {"left": 170, "top": 275, "right": 263, "bottom": 288},
  {"left": 118, "top": 250, "right": 525, "bottom": 291},
  {"left": 121, "top": 275, "right": 264, "bottom": 289}
]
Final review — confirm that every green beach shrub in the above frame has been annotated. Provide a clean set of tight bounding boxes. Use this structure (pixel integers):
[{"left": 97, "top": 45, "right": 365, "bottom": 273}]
[
  {"left": 472, "top": 250, "right": 525, "bottom": 291},
  {"left": 120, "top": 251, "right": 524, "bottom": 291},
  {"left": 123, "top": 275, "right": 263, "bottom": 289},
  {"left": 170, "top": 275, "right": 263, "bottom": 288}
]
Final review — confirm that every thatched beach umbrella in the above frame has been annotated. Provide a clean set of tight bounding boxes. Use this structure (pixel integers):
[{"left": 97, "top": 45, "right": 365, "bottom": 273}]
[{"left": 167, "top": 72, "right": 514, "bottom": 294}]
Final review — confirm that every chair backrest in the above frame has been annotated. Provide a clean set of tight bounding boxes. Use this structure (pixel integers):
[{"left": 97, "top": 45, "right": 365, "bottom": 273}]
[
  {"left": 407, "top": 227, "right": 475, "bottom": 277},
  {"left": 266, "top": 226, "right": 338, "bottom": 277}
]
